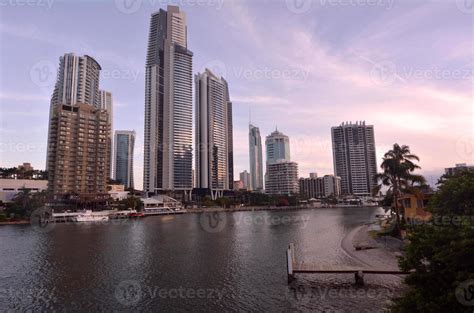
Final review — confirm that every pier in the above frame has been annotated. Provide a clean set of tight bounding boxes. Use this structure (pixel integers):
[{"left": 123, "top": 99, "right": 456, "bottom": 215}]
[{"left": 286, "top": 243, "right": 409, "bottom": 285}]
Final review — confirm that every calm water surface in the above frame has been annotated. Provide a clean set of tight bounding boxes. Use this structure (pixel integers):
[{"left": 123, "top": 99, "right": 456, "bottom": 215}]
[{"left": 0, "top": 207, "right": 404, "bottom": 312}]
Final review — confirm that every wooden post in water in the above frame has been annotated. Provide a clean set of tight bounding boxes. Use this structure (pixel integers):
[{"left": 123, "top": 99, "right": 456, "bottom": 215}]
[
  {"left": 354, "top": 270, "right": 364, "bottom": 286},
  {"left": 287, "top": 244, "right": 295, "bottom": 283}
]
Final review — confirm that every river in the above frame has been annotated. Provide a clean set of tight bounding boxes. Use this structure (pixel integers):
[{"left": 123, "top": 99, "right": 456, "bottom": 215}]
[{"left": 0, "top": 207, "right": 404, "bottom": 312}]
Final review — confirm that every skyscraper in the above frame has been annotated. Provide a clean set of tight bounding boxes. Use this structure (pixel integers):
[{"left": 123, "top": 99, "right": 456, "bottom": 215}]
[
  {"left": 143, "top": 6, "right": 193, "bottom": 196},
  {"left": 46, "top": 53, "right": 102, "bottom": 170},
  {"left": 46, "top": 53, "right": 111, "bottom": 195},
  {"left": 331, "top": 121, "right": 377, "bottom": 196},
  {"left": 100, "top": 90, "right": 113, "bottom": 177},
  {"left": 49, "top": 53, "right": 102, "bottom": 108},
  {"left": 265, "top": 129, "right": 299, "bottom": 195},
  {"left": 265, "top": 128, "right": 290, "bottom": 164},
  {"left": 114, "top": 130, "right": 135, "bottom": 189},
  {"left": 249, "top": 124, "right": 263, "bottom": 191},
  {"left": 195, "top": 69, "right": 233, "bottom": 199}
]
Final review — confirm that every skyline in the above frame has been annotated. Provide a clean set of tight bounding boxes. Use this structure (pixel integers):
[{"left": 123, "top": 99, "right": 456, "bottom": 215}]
[{"left": 1, "top": 1, "right": 473, "bottom": 189}]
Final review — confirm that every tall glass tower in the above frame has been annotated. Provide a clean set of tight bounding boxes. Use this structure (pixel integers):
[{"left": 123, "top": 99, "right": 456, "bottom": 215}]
[
  {"left": 143, "top": 6, "right": 193, "bottom": 196},
  {"left": 249, "top": 124, "right": 263, "bottom": 191},
  {"left": 114, "top": 130, "right": 135, "bottom": 189}
]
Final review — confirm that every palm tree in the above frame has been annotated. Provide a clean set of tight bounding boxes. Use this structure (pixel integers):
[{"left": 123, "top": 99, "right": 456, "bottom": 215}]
[{"left": 374, "top": 144, "right": 426, "bottom": 237}]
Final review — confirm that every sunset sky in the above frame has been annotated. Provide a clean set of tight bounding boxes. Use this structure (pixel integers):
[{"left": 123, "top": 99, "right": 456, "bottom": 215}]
[{"left": 1, "top": 0, "right": 472, "bottom": 189}]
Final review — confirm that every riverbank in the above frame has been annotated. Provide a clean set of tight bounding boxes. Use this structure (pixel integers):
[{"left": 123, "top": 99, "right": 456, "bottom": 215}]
[{"left": 341, "top": 224, "right": 404, "bottom": 272}]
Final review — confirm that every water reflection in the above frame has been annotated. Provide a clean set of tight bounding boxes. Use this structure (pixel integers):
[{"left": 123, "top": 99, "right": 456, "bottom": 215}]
[{"left": 0, "top": 207, "right": 404, "bottom": 311}]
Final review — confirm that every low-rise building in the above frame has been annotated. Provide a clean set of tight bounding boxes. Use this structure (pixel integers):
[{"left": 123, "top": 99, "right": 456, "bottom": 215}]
[
  {"left": 266, "top": 160, "right": 299, "bottom": 195},
  {"left": 107, "top": 184, "right": 129, "bottom": 201},
  {"left": 233, "top": 180, "right": 244, "bottom": 190},
  {"left": 299, "top": 174, "right": 341, "bottom": 199},
  {"left": 0, "top": 179, "right": 48, "bottom": 203},
  {"left": 397, "top": 192, "right": 433, "bottom": 223}
]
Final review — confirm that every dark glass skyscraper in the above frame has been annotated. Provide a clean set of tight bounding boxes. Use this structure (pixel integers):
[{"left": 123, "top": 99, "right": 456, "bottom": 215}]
[
  {"left": 143, "top": 5, "right": 193, "bottom": 196},
  {"left": 114, "top": 130, "right": 135, "bottom": 189}
]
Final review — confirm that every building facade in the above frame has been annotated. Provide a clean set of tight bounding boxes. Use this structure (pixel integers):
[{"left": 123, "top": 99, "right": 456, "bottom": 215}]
[
  {"left": 195, "top": 69, "right": 233, "bottom": 199},
  {"left": 143, "top": 5, "right": 193, "bottom": 196},
  {"left": 265, "top": 129, "right": 299, "bottom": 195},
  {"left": 239, "top": 170, "right": 251, "bottom": 190},
  {"left": 100, "top": 90, "right": 113, "bottom": 177},
  {"left": 0, "top": 179, "right": 48, "bottom": 203},
  {"left": 114, "top": 130, "right": 135, "bottom": 189},
  {"left": 299, "top": 174, "right": 341, "bottom": 199},
  {"left": 47, "top": 53, "right": 102, "bottom": 170},
  {"left": 47, "top": 103, "right": 111, "bottom": 195},
  {"left": 266, "top": 129, "right": 290, "bottom": 164},
  {"left": 249, "top": 124, "right": 263, "bottom": 191},
  {"left": 331, "top": 121, "right": 377, "bottom": 196},
  {"left": 265, "top": 160, "right": 299, "bottom": 195}
]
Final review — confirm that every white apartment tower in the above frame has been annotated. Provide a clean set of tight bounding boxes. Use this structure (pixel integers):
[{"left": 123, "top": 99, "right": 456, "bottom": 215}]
[{"left": 195, "top": 69, "right": 233, "bottom": 199}]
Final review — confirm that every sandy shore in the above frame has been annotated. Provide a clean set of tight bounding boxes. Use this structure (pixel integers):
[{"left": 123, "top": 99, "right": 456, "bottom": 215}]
[{"left": 341, "top": 224, "right": 403, "bottom": 270}]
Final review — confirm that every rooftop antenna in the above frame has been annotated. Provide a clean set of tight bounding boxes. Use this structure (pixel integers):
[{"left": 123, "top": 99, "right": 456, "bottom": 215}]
[{"left": 249, "top": 106, "right": 252, "bottom": 126}]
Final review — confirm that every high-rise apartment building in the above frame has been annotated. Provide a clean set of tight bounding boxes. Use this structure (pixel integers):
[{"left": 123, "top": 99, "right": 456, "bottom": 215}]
[
  {"left": 114, "top": 130, "right": 135, "bottom": 189},
  {"left": 100, "top": 90, "right": 113, "bottom": 177},
  {"left": 331, "top": 121, "right": 377, "bottom": 196},
  {"left": 265, "top": 129, "right": 299, "bottom": 195},
  {"left": 46, "top": 53, "right": 111, "bottom": 196},
  {"left": 195, "top": 69, "right": 233, "bottom": 199},
  {"left": 47, "top": 103, "right": 111, "bottom": 195},
  {"left": 46, "top": 53, "right": 102, "bottom": 170},
  {"left": 239, "top": 170, "right": 251, "bottom": 190},
  {"left": 249, "top": 124, "right": 263, "bottom": 191},
  {"left": 143, "top": 5, "right": 193, "bottom": 196}
]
